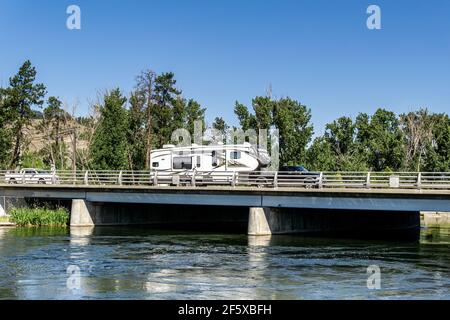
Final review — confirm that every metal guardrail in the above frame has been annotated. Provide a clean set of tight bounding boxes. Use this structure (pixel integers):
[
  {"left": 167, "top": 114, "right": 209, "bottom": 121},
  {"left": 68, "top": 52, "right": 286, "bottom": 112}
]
[{"left": 1, "top": 170, "right": 450, "bottom": 190}]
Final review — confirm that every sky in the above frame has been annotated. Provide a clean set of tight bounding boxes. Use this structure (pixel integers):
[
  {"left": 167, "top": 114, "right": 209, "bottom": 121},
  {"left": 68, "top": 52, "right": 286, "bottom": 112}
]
[{"left": 0, "top": 0, "right": 449, "bottom": 136}]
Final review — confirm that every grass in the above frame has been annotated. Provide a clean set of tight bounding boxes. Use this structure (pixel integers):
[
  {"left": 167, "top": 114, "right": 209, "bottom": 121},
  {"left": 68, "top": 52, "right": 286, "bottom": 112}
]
[{"left": 9, "top": 207, "right": 69, "bottom": 227}]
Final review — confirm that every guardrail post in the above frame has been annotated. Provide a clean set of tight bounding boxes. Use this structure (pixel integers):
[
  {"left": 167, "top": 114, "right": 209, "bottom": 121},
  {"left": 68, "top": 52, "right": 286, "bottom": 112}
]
[
  {"left": 118, "top": 170, "right": 123, "bottom": 186},
  {"left": 22, "top": 171, "right": 25, "bottom": 184},
  {"left": 417, "top": 172, "right": 422, "bottom": 189},
  {"left": 153, "top": 171, "right": 158, "bottom": 186},
  {"left": 273, "top": 172, "right": 278, "bottom": 189},
  {"left": 191, "top": 171, "right": 196, "bottom": 187},
  {"left": 366, "top": 172, "right": 371, "bottom": 188},
  {"left": 318, "top": 172, "right": 323, "bottom": 189},
  {"left": 231, "top": 172, "right": 236, "bottom": 187},
  {"left": 84, "top": 170, "right": 89, "bottom": 185}
]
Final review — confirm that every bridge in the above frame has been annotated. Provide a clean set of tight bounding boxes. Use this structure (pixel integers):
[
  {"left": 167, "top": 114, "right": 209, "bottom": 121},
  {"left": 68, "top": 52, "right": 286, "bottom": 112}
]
[{"left": 1, "top": 170, "right": 449, "bottom": 238}]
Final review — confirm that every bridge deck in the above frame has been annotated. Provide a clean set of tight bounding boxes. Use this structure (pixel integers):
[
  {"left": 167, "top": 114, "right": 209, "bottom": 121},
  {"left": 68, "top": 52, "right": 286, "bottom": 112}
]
[{"left": 1, "top": 184, "right": 449, "bottom": 212}]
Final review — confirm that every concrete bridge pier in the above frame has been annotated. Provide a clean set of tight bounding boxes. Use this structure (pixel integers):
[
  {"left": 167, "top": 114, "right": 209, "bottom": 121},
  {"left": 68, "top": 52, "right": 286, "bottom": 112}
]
[
  {"left": 248, "top": 207, "right": 305, "bottom": 235},
  {"left": 70, "top": 199, "right": 95, "bottom": 227}
]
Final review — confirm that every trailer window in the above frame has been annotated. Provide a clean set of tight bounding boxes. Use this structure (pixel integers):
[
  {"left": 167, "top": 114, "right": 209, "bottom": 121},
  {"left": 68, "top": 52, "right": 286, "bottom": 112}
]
[
  {"left": 230, "top": 151, "right": 241, "bottom": 160},
  {"left": 152, "top": 162, "right": 159, "bottom": 168},
  {"left": 196, "top": 156, "right": 201, "bottom": 168},
  {"left": 173, "top": 157, "right": 193, "bottom": 170}
]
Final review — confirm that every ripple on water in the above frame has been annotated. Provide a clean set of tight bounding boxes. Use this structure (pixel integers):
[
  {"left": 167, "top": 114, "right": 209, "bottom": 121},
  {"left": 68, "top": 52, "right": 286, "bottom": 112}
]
[{"left": 0, "top": 226, "right": 449, "bottom": 299}]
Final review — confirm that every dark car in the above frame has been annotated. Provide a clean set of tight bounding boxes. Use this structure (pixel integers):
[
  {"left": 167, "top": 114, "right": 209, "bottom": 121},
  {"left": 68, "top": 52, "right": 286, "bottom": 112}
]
[
  {"left": 278, "top": 165, "right": 321, "bottom": 188},
  {"left": 279, "top": 165, "right": 309, "bottom": 172}
]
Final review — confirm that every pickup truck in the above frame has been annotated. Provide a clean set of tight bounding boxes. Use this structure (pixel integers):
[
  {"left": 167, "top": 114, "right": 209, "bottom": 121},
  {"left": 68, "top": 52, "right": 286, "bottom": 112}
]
[{"left": 4, "top": 168, "right": 58, "bottom": 185}]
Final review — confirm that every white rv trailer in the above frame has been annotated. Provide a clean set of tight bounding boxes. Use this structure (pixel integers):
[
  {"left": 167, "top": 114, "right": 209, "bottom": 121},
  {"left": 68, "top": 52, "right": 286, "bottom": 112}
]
[{"left": 150, "top": 143, "right": 270, "bottom": 174}]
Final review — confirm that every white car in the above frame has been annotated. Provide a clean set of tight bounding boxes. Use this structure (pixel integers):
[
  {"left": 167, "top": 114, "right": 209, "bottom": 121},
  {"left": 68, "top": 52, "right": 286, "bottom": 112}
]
[{"left": 4, "top": 168, "right": 58, "bottom": 185}]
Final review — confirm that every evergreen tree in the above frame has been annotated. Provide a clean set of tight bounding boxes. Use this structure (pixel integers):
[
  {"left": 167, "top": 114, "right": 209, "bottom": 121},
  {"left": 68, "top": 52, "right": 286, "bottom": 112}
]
[
  {"left": 153, "top": 72, "right": 182, "bottom": 147},
  {"left": 127, "top": 92, "right": 147, "bottom": 170},
  {"left": 0, "top": 89, "right": 12, "bottom": 167},
  {"left": 184, "top": 99, "right": 206, "bottom": 137},
  {"left": 2, "top": 60, "right": 47, "bottom": 168},
  {"left": 89, "top": 89, "right": 129, "bottom": 170}
]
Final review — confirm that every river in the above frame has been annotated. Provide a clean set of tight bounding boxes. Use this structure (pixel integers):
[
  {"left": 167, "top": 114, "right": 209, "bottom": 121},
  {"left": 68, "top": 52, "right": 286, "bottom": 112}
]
[{"left": 0, "top": 223, "right": 448, "bottom": 300}]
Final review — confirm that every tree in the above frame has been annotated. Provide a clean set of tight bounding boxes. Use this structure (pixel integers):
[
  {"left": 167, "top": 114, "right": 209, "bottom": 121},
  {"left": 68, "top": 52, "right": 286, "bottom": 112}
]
[
  {"left": 135, "top": 70, "right": 157, "bottom": 169},
  {"left": 213, "top": 117, "right": 229, "bottom": 136},
  {"left": 38, "top": 96, "right": 69, "bottom": 169},
  {"left": 306, "top": 137, "right": 335, "bottom": 171},
  {"left": 356, "top": 109, "right": 404, "bottom": 171},
  {"left": 273, "top": 98, "right": 313, "bottom": 167},
  {"left": 0, "top": 89, "right": 12, "bottom": 167},
  {"left": 152, "top": 72, "right": 182, "bottom": 147},
  {"left": 323, "top": 116, "right": 367, "bottom": 171},
  {"left": 184, "top": 99, "right": 206, "bottom": 137},
  {"left": 234, "top": 96, "right": 313, "bottom": 168},
  {"left": 423, "top": 113, "right": 450, "bottom": 172},
  {"left": 400, "top": 109, "right": 435, "bottom": 171},
  {"left": 2, "top": 60, "right": 47, "bottom": 168},
  {"left": 89, "top": 89, "right": 129, "bottom": 170},
  {"left": 126, "top": 92, "right": 146, "bottom": 170}
]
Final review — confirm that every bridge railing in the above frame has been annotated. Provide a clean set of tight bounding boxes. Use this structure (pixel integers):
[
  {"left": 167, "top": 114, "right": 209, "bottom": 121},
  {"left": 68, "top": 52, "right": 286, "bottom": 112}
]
[{"left": 1, "top": 169, "right": 450, "bottom": 190}]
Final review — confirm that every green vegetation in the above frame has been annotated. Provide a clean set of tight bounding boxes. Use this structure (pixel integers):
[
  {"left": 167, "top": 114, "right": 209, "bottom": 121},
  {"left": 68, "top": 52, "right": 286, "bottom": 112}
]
[
  {"left": 0, "top": 60, "right": 449, "bottom": 172},
  {"left": 9, "top": 207, "right": 69, "bottom": 227}
]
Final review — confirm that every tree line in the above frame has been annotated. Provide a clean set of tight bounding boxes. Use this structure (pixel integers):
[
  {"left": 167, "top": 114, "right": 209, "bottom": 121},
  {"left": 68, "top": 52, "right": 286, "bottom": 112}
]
[{"left": 1, "top": 61, "right": 449, "bottom": 172}]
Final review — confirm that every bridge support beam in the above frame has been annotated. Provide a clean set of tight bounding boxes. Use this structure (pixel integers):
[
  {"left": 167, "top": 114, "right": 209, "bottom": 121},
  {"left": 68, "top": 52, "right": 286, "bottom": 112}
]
[{"left": 70, "top": 199, "right": 95, "bottom": 227}]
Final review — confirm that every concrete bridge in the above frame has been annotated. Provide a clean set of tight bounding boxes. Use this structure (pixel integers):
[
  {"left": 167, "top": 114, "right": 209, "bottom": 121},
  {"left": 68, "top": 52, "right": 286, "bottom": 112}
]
[{"left": 1, "top": 183, "right": 449, "bottom": 238}]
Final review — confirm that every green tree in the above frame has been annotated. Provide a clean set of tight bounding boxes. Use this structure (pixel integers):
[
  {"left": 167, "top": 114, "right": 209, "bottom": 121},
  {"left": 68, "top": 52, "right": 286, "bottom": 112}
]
[
  {"left": 234, "top": 96, "right": 313, "bottom": 168},
  {"left": 212, "top": 117, "right": 229, "bottom": 137},
  {"left": 234, "top": 102, "right": 257, "bottom": 131},
  {"left": 126, "top": 92, "right": 147, "bottom": 170},
  {"left": 184, "top": 99, "right": 206, "bottom": 137},
  {"left": 152, "top": 72, "right": 182, "bottom": 147},
  {"left": 356, "top": 108, "right": 404, "bottom": 171},
  {"left": 423, "top": 113, "right": 450, "bottom": 171},
  {"left": 1, "top": 60, "right": 47, "bottom": 168},
  {"left": 89, "top": 89, "right": 129, "bottom": 170},
  {"left": 306, "top": 137, "right": 335, "bottom": 171},
  {"left": 323, "top": 116, "right": 367, "bottom": 171},
  {"left": 135, "top": 70, "right": 157, "bottom": 169},
  {"left": 273, "top": 98, "right": 313, "bottom": 167},
  {"left": 0, "top": 89, "right": 12, "bottom": 167}
]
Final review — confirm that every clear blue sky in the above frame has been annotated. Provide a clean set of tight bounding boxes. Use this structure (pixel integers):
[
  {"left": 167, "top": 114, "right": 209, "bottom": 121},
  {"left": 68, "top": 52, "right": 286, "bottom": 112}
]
[{"left": 1, "top": 0, "right": 449, "bottom": 136}]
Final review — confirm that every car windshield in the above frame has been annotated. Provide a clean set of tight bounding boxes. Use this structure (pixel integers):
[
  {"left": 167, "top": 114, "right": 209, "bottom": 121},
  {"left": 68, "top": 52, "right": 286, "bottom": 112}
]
[{"left": 36, "top": 170, "right": 49, "bottom": 174}]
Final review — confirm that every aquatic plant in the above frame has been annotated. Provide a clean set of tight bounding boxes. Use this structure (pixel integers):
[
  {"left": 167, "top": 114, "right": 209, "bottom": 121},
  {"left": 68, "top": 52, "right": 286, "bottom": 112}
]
[{"left": 9, "top": 207, "right": 69, "bottom": 227}]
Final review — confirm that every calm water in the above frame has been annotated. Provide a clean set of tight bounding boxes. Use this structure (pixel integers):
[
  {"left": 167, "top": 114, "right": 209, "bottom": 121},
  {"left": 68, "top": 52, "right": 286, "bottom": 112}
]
[{"left": 0, "top": 224, "right": 449, "bottom": 300}]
